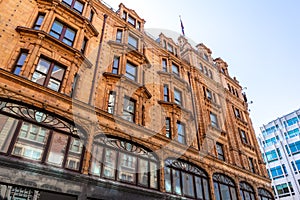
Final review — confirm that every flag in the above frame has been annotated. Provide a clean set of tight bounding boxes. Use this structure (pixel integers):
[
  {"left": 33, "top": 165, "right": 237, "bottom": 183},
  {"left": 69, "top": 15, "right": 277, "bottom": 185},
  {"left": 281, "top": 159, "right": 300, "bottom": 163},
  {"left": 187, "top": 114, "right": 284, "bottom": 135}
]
[{"left": 180, "top": 16, "right": 185, "bottom": 36}]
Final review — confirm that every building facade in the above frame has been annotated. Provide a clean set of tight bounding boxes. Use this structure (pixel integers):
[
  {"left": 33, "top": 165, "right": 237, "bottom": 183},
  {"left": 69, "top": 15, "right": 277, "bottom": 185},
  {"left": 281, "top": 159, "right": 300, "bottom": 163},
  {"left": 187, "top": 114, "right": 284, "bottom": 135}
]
[
  {"left": 257, "top": 109, "right": 300, "bottom": 199},
  {"left": 0, "top": 0, "right": 273, "bottom": 199}
]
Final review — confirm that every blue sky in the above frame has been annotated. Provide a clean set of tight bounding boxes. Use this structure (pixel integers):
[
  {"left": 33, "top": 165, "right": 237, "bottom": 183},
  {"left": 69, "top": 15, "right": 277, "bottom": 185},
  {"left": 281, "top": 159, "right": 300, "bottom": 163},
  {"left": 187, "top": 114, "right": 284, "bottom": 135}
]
[{"left": 104, "top": 0, "right": 300, "bottom": 133}]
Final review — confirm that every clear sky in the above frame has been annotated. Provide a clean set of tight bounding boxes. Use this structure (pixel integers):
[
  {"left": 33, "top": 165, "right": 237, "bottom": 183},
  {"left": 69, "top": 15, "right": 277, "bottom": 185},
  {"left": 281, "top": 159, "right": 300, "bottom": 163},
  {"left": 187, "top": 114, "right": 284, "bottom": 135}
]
[{"left": 103, "top": 0, "right": 300, "bottom": 133}]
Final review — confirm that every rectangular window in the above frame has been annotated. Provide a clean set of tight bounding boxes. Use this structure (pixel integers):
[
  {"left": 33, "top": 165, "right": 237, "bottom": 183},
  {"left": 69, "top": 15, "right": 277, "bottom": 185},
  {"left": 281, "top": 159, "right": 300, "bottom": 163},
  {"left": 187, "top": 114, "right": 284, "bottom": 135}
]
[
  {"left": 174, "top": 89, "right": 182, "bottom": 106},
  {"left": 240, "top": 129, "right": 248, "bottom": 144},
  {"left": 12, "top": 122, "right": 49, "bottom": 161},
  {"left": 128, "top": 15, "right": 136, "bottom": 27},
  {"left": 13, "top": 51, "right": 28, "bottom": 75},
  {"left": 128, "top": 34, "right": 138, "bottom": 49},
  {"left": 294, "top": 160, "right": 300, "bottom": 171},
  {"left": 50, "top": 20, "right": 76, "bottom": 46},
  {"left": 205, "top": 88, "right": 212, "bottom": 100},
  {"left": 216, "top": 143, "right": 225, "bottom": 161},
  {"left": 234, "top": 107, "right": 241, "bottom": 119},
  {"left": 287, "top": 117, "right": 298, "bottom": 126},
  {"left": 163, "top": 85, "right": 169, "bottom": 102},
  {"left": 264, "top": 148, "right": 281, "bottom": 162},
  {"left": 33, "top": 13, "right": 45, "bottom": 30},
  {"left": 70, "top": 73, "right": 79, "bottom": 97},
  {"left": 62, "top": 0, "right": 84, "bottom": 14},
  {"left": 162, "top": 58, "right": 167, "bottom": 72},
  {"left": 137, "top": 21, "right": 141, "bottom": 30},
  {"left": 286, "top": 141, "right": 300, "bottom": 155},
  {"left": 31, "top": 57, "right": 65, "bottom": 92},
  {"left": 263, "top": 135, "right": 279, "bottom": 147},
  {"left": 108, "top": 91, "right": 116, "bottom": 114},
  {"left": 172, "top": 63, "right": 179, "bottom": 76},
  {"left": 81, "top": 37, "right": 88, "bottom": 54},
  {"left": 122, "top": 97, "right": 136, "bottom": 122},
  {"left": 116, "top": 29, "right": 123, "bottom": 43},
  {"left": 177, "top": 121, "right": 186, "bottom": 144},
  {"left": 122, "top": 11, "right": 127, "bottom": 20},
  {"left": 165, "top": 118, "right": 171, "bottom": 138},
  {"left": 275, "top": 182, "right": 293, "bottom": 197},
  {"left": 285, "top": 128, "right": 300, "bottom": 139},
  {"left": 125, "top": 62, "right": 137, "bottom": 81},
  {"left": 167, "top": 43, "right": 174, "bottom": 53},
  {"left": 249, "top": 158, "right": 255, "bottom": 173},
  {"left": 89, "top": 10, "right": 94, "bottom": 22},
  {"left": 210, "top": 112, "right": 219, "bottom": 128},
  {"left": 112, "top": 56, "right": 120, "bottom": 74}
]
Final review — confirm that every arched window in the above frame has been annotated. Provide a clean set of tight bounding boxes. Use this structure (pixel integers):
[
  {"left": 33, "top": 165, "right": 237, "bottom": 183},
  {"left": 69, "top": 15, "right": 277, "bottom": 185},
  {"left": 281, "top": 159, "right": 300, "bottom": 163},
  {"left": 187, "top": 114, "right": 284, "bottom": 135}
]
[
  {"left": 0, "top": 99, "right": 85, "bottom": 171},
  {"left": 90, "top": 136, "right": 159, "bottom": 189},
  {"left": 240, "top": 182, "right": 255, "bottom": 200},
  {"left": 213, "top": 173, "right": 237, "bottom": 200},
  {"left": 258, "top": 188, "right": 274, "bottom": 200},
  {"left": 164, "top": 159, "right": 210, "bottom": 199}
]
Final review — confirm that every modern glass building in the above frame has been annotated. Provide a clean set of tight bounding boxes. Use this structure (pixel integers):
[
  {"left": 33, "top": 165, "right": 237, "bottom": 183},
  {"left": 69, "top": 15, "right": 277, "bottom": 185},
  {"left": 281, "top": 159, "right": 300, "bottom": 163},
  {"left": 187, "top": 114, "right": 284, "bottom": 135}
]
[{"left": 257, "top": 108, "right": 300, "bottom": 199}]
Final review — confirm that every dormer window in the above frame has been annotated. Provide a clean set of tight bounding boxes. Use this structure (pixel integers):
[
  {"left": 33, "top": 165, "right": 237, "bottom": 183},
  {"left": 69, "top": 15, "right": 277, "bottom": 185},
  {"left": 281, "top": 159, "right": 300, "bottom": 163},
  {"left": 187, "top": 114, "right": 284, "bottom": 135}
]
[
  {"left": 122, "top": 11, "right": 127, "bottom": 20},
  {"left": 167, "top": 43, "right": 174, "bottom": 53},
  {"left": 203, "top": 53, "right": 209, "bottom": 61},
  {"left": 128, "top": 15, "right": 135, "bottom": 26},
  {"left": 122, "top": 11, "right": 141, "bottom": 30}
]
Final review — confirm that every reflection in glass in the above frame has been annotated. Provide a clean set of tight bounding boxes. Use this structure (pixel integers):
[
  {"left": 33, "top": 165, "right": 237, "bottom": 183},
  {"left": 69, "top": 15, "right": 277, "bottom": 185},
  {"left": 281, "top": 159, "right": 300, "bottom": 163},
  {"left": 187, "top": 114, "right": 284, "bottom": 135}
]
[{"left": 47, "top": 132, "right": 67, "bottom": 166}]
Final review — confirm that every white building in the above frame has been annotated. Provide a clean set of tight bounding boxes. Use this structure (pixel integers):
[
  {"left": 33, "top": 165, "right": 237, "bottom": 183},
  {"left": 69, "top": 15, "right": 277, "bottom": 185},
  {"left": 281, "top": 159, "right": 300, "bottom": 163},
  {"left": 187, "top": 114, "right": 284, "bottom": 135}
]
[{"left": 257, "top": 108, "right": 300, "bottom": 199}]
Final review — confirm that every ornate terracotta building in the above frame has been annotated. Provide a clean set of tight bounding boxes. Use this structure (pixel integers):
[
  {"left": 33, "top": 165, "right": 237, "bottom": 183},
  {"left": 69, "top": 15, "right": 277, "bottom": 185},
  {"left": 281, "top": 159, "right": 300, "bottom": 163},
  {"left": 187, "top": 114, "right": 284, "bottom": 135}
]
[{"left": 0, "top": 0, "right": 274, "bottom": 199}]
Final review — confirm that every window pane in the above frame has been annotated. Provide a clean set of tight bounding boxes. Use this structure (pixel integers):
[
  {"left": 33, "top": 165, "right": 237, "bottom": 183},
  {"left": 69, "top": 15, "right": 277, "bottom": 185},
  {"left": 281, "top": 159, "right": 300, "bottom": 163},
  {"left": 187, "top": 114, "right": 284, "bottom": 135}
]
[
  {"left": 47, "top": 78, "right": 61, "bottom": 91},
  {"left": 174, "top": 89, "right": 182, "bottom": 105},
  {"left": 36, "top": 58, "right": 51, "bottom": 74},
  {"left": 230, "top": 187, "right": 238, "bottom": 200},
  {"left": 50, "top": 21, "right": 63, "bottom": 39},
  {"left": 182, "top": 172, "right": 195, "bottom": 197},
  {"left": 74, "top": 1, "right": 83, "bottom": 13},
  {"left": 172, "top": 169, "right": 182, "bottom": 195},
  {"left": 125, "top": 62, "right": 137, "bottom": 81},
  {"left": 103, "top": 148, "right": 117, "bottom": 179},
  {"left": 128, "top": 35, "right": 138, "bottom": 49},
  {"left": 12, "top": 122, "right": 49, "bottom": 161},
  {"left": 51, "top": 65, "right": 65, "bottom": 80},
  {"left": 165, "top": 167, "right": 172, "bottom": 192},
  {"left": 138, "top": 158, "right": 148, "bottom": 186},
  {"left": 90, "top": 144, "right": 103, "bottom": 176},
  {"left": 62, "top": 0, "right": 72, "bottom": 6},
  {"left": 220, "top": 184, "right": 230, "bottom": 200},
  {"left": 195, "top": 177, "right": 204, "bottom": 199},
  {"left": 0, "top": 114, "right": 19, "bottom": 153},
  {"left": 214, "top": 182, "right": 221, "bottom": 200},
  {"left": 108, "top": 91, "right": 116, "bottom": 114},
  {"left": 118, "top": 152, "right": 136, "bottom": 183},
  {"left": 34, "top": 15, "right": 44, "bottom": 30},
  {"left": 66, "top": 137, "right": 83, "bottom": 170},
  {"left": 150, "top": 162, "right": 158, "bottom": 189},
  {"left": 172, "top": 64, "right": 179, "bottom": 75},
  {"left": 64, "top": 28, "right": 75, "bottom": 41},
  {"left": 46, "top": 132, "right": 68, "bottom": 166},
  {"left": 32, "top": 72, "right": 46, "bottom": 85},
  {"left": 203, "top": 178, "right": 210, "bottom": 200}
]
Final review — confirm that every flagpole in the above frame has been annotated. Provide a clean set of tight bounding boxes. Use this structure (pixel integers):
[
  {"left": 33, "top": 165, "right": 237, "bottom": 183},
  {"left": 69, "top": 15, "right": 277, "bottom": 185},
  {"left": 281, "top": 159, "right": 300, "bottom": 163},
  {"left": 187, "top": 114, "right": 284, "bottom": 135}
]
[{"left": 179, "top": 15, "right": 185, "bottom": 37}]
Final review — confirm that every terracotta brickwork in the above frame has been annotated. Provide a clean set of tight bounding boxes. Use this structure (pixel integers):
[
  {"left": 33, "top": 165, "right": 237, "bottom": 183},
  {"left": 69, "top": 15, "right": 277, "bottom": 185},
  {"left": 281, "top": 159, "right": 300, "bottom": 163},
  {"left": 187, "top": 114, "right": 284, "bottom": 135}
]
[{"left": 0, "top": 0, "right": 273, "bottom": 199}]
